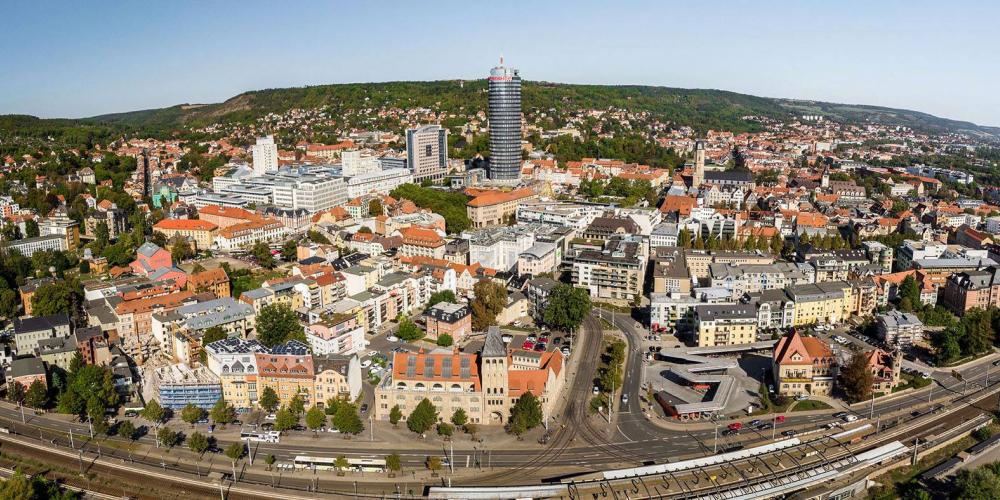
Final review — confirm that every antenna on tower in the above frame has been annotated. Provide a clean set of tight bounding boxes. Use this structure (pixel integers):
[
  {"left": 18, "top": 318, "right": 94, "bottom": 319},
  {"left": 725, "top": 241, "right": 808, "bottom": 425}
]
[{"left": 499, "top": 54, "right": 504, "bottom": 65}]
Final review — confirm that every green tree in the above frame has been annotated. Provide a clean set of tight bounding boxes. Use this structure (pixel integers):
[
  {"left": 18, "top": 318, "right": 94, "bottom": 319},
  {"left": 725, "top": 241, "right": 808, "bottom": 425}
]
[
  {"left": 188, "top": 431, "right": 210, "bottom": 455},
  {"left": 251, "top": 242, "right": 275, "bottom": 269},
  {"left": 7, "top": 382, "right": 26, "bottom": 404},
  {"left": 30, "top": 282, "right": 74, "bottom": 316},
  {"left": 389, "top": 404, "right": 403, "bottom": 428},
  {"left": 157, "top": 426, "right": 178, "bottom": 448},
  {"left": 437, "top": 422, "right": 453, "bottom": 439},
  {"left": 289, "top": 393, "right": 306, "bottom": 415},
  {"left": 224, "top": 442, "right": 245, "bottom": 481},
  {"left": 678, "top": 228, "right": 692, "bottom": 249},
  {"left": 273, "top": 407, "right": 298, "bottom": 432},
  {"left": 436, "top": 333, "right": 454, "bottom": 347},
  {"left": 255, "top": 303, "right": 304, "bottom": 347},
  {"left": 386, "top": 453, "right": 402, "bottom": 474},
  {"left": 170, "top": 238, "right": 194, "bottom": 263},
  {"left": 210, "top": 398, "right": 236, "bottom": 426},
  {"left": 450, "top": 408, "right": 468, "bottom": 427},
  {"left": 281, "top": 240, "right": 298, "bottom": 262},
  {"left": 141, "top": 400, "right": 166, "bottom": 427},
  {"left": 471, "top": 280, "right": 507, "bottom": 331},
  {"left": 425, "top": 290, "right": 457, "bottom": 310},
  {"left": 181, "top": 403, "right": 207, "bottom": 427},
  {"left": 507, "top": 393, "right": 543, "bottom": 436},
  {"left": 24, "top": 221, "right": 39, "bottom": 238},
  {"left": 259, "top": 387, "right": 280, "bottom": 413},
  {"left": 897, "top": 275, "right": 920, "bottom": 310},
  {"left": 307, "top": 229, "right": 331, "bottom": 244},
  {"left": 839, "top": 351, "right": 875, "bottom": 403},
  {"left": 24, "top": 379, "right": 48, "bottom": 409},
  {"left": 332, "top": 402, "right": 364, "bottom": 435},
  {"left": 334, "top": 455, "right": 349, "bottom": 472},
  {"left": 953, "top": 462, "right": 1000, "bottom": 500},
  {"left": 425, "top": 455, "right": 442, "bottom": 475},
  {"left": 369, "top": 199, "right": 383, "bottom": 216},
  {"left": 542, "top": 283, "right": 592, "bottom": 332},
  {"left": 0, "top": 287, "right": 17, "bottom": 320},
  {"left": 305, "top": 405, "right": 327, "bottom": 432},
  {"left": 406, "top": 398, "right": 438, "bottom": 435},
  {"left": 118, "top": 420, "right": 136, "bottom": 442},
  {"left": 396, "top": 316, "right": 424, "bottom": 342}
]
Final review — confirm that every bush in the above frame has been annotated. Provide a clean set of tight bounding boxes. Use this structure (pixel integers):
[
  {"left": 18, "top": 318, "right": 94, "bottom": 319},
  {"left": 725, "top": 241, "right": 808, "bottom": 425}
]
[
  {"left": 974, "top": 427, "right": 993, "bottom": 441},
  {"left": 436, "top": 334, "right": 453, "bottom": 347}
]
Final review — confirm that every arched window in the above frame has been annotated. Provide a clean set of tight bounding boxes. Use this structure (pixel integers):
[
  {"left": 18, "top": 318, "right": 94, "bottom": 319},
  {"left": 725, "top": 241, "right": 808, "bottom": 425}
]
[
  {"left": 414, "top": 382, "right": 425, "bottom": 390},
  {"left": 450, "top": 384, "right": 462, "bottom": 392},
  {"left": 396, "top": 382, "right": 407, "bottom": 390},
  {"left": 432, "top": 383, "right": 444, "bottom": 392}
]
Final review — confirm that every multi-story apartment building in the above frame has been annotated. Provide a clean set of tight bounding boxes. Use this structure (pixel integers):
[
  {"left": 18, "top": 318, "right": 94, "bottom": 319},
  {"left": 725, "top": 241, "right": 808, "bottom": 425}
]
[
  {"left": 684, "top": 250, "right": 774, "bottom": 279},
  {"left": 39, "top": 215, "right": 80, "bottom": 251},
  {"left": 467, "top": 188, "right": 537, "bottom": 228},
  {"left": 152, "top": 363, "right": 222, "bottom": 410},
  {"left": 306, "top": 312, "right": 366, "bottom": 355},
  {"left": 423, "top": 302, "right": 472, "bottom": 342},
  {"left": 2, "top": 234, "right": 67, "bottom": 257},
  {"left": 213, "top": 218, "right": 286, "bottom": 251},
  {"left": 709, "top": 262, "right": 813, "bottom": 299},
  {"left": 340, "top": 150, "right": 380, "bottom": 177},
  {"left": 877, "top": 310, "right": 924, "bottom": 347},
  {"left": 13, "top": 314, "right": 71, "bottom": 355},
  {"left": 651, "top": 247, "right": 692, "bottom": 295},
  {"left": 314, "top": 354, "right": 363, "bottom": 404},
  {"left": 153, "top": 219, "right": 218, "bottom": 250},
  {"left": 942, "top": 267, "right": 1000, "bottom": 313},
  {"left": 205, "top": 338, "right": 266, "bottom": 410},
  {"left": 374, "top": 327, "right": 564, "bottom": 425},
  {"left": 406, "top": 125, "right": 448, "bottom": 183},
  {"left": 517, "top": 242, "right": 558, "bottom": 276},
  {"left": 397, "top": 227, "right": 446, "bottom": 260},
  {"left": 896, "top": 240, "right": 947, "bottom": 270},
  {"left": 786, "top": 281, "right": 853, "bottom": 326},
  {"left": 650, "top": 292, "right": 701, "bottom": 333},
  {"left": 772, "top": 330, "right": 836, "bottom": 397},
  {"left": 114, "top": 290, "right": 197, "bottom": 361},
  {"left": 187, "top": 267, "right": 230, "bottom": 298},
  {"left": 694, "top": 304, "right": 758, "bottom": 347},
  {"left": 255, "top": 340, "right": 316, "bottom": 407},
  {"left": 571, "top": 237, "right": 646, "bottom": 303},
  {"left": 197, "top": 205, "right": 261, "bottom": 229}
]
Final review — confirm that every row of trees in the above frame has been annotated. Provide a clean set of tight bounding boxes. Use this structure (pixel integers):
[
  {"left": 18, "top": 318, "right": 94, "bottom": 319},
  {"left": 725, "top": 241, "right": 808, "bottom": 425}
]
[
  {"left": 677, "top": 228, "right": 785, "bottom": 255},
  {"left": 390, "top": 393, "right": 543, "bottom": 439}
]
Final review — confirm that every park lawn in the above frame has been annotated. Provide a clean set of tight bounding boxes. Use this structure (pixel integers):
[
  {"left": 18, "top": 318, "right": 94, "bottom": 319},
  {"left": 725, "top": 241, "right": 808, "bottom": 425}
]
[{"left": 791, "top": 400, "right": 833, "bottom": 412}]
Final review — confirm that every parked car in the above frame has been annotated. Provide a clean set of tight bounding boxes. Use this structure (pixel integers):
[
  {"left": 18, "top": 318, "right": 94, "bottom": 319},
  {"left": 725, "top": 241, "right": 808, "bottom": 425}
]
[
  {"left": 522, "top": 340, "right": 535, "bottom": 350},
  {"left": 621, "top": 394, "right": 629, "bottom": 404},
  {"left": 361, "top": 359, "right": 372, "bottom": 368},
  {"left": 386, "top": 335, "right": 399, "bottom": 342},
  {"left": 501, "top": 334, "right": 513, "bottom": 343},
  {"left": 593, "top": 386, "right": 600, "bottom": 395},
  {"left": 360, "top": 404, "right": 369, "bottom": 414},
  {"left": 534, "top": 343, "right": 547, "bottom": 352},
  {"left": 842, "top": 414, "right": 858, "bottom": 423},
  {"left": 561, "top": 346, "right": 571, "bottom": 356},
  {"left": 795, "top": 394, "right": 809, "bottom": 401}
]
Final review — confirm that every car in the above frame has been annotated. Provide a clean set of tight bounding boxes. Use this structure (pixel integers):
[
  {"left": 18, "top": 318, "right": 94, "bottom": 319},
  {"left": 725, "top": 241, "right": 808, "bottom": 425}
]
[
  {"left": 621, "top": 394, "right": 629, "bottom": 404},
  {"left": 526, "top": 335, "right": 537, "bottom": 342},
  {"left": 749, "top": 419, "right": 762, "bottom": 427},
  {"left": 768, "top": 385, "right": 775, "bottom": 393},
  {"left": 265, "top": 413, "right": 276, "bottom": 421},
  {"left": 522, "top": 340, "right": 535, "bottom": 350},
  {"left": 539, "top": 336, "right": 550, "bottom": 344},
  {"left": 534, "top": 343, "right": 547, "bottom": 352},
  {"left": 727, "top": 422, "right": 743, "bottom": 431},
  {"left": 833, "top": 412, "right": 848, "bottom": 419},
  {"left": 722, "top": 429, "right": 738, "bottom": 436},
  {"left": 386, "top": 335, "right": 399, "bottom": 342},
  {"left": 361, "top": 359, "right": 372, "bottom": 368},
  {"left": 842, "top": 414, "right": 858, "bottom": 423},
  {"left": 824, "top": 422, "right": 840, "bottom": 429},
  {"left": 368, "top": 350, "right": 378, "bottom": 358},
  {"left": 501, "top": 334, "right": 513, "bottom": 343},
  {"left": 993, "top": 360, "right": 1000, "bottom": 367},
  {"left": 795, "top": 394, "right": 809, "bottom": 401},
  {"left": 757, "top": 423, "right": 773, "bottom": 430},
  {"left": 561, "top": 346, "right": 571, "bottom": 355},
  {"left": 782, "top": 430, "right": 797, "bottom": 437},
  {"left": 593, "top": 386, "right": 600, "bottom": 395},
  {"left": 196, "top": 418, "right": 209, "bottom": 424},
  {"left": 553, "top": 337, "right": 562, "bottom": 346},
  {"left": 360, "top": 404, "right": 369, "bottom": 414}
]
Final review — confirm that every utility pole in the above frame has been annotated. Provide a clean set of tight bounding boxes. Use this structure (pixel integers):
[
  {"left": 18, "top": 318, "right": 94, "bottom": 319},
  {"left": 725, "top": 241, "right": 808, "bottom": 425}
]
[
  {"left": 869, "top": 392, "right": 875, "bottom": 420},
  {"left": 69, "top": 428, "right": 74, "bottom": 449},
  {"left": 911, "top": 438, "right": 919, "bottom": 465},
  {"left": 450, "top": 441, "right": 454, "bottom": 474},
  {"left": 771, "top": 414, "right": 777, "bottom": 441},
  {"left": 87, "top": 414, "right": 94, "bottom": 439},
  {"left": 18, "top": 403, "right": 25, "bottom": 424},
  {"left": 876, "top": 415, "right": 881, "bottom": 435},
  {"left": 370, "top": 415, "right": 374, "bottom": 442},
  {"left": 713, "top": 421, "right": 718, "bottom": 454}
]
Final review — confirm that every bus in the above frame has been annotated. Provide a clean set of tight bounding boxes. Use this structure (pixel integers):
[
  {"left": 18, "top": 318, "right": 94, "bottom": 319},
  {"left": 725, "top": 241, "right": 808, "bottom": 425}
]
[
  {"left": 293, "top": 456, "right": 386, "bottom": 472},
  {"left": 240, "top": 431, "right": 280, "bottom": 443}
]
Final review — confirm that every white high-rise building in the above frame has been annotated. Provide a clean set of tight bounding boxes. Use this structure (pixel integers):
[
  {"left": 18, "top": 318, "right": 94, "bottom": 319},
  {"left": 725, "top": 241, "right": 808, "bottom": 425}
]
[
  {"left": 341, "top": 150, "right": 380, "bottom": 177},
  {"left": 251, "top": 136, "right": 279, "bottom": 176},
  {"left": 406, "top": 125, "right": 448, "bottom": 183}
]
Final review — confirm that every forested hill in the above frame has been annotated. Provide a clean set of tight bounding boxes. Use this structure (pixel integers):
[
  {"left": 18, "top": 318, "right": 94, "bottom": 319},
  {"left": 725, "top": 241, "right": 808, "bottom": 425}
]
[{"left": 2, "top": 80, "right": 997, "bottom": 150}]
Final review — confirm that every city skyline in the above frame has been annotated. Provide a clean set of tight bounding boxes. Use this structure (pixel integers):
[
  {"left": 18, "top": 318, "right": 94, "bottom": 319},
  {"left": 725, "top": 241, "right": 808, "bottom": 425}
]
[{"left": 1, "top": 1, "right": 998, "bottom": 126}]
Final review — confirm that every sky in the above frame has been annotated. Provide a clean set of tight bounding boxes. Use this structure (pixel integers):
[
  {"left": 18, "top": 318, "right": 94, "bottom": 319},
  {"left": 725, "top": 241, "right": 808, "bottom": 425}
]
[{"left": 2, "top": 0, "right": 998, "bottom": 126}]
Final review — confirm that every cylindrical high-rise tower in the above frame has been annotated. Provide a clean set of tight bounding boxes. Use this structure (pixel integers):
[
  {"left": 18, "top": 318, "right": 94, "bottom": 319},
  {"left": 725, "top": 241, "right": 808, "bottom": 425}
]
[{"left": 487, "top": 57, "right": 522, "bottom": 185}]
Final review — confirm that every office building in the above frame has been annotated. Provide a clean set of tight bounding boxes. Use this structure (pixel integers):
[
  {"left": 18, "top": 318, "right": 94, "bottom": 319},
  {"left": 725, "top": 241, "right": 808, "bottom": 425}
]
[
  {"left": 252, "top": 136, "right": 279, "bottom": 176},
  {"left": 406, "top": 125, "right": 448, "bottom": 183},
  {"left": 341, "top": 150, "right": 380, "bottom": 177},
  {"left": 2, "top": 234, "right": 67, "bottom": 257},
  {"left": 345, "top": 168, "right": 413, "bottom": 198},
  {"left": 487, "top": 58, "right": 522, "bottom": 184}
]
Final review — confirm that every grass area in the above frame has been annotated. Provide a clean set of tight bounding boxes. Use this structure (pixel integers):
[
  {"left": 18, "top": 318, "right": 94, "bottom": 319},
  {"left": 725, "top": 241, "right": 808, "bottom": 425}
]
[
  {"left": 599, "top": 317, "right": 614, "bottom": 330},
  {"left": 791, "top": 400, "right": 833, "bottom": 412},
  {"left": 751, "top": 386, "right": 792, "bottom": 416},
  {"left": 594, "top": 302, "right": 634, "bottom": 314},
  {"left": 893, "top": 373, "right": 934, "bottom": 393}
]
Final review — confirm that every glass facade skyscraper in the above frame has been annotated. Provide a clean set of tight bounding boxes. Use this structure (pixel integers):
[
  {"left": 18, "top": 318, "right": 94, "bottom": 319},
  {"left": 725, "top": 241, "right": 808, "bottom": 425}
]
[{"left": 487, "top": 58, "right": 522, "bottom": 185}]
